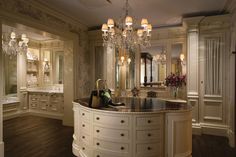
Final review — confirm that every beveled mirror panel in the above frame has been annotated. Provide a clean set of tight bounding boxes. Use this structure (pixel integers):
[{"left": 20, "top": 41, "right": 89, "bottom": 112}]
[
  {"left": 171, "top": 43, "right": 185, "bottom": 75},
  {"left": 140, "top": 45, "right": 167, "bottom": 87}
]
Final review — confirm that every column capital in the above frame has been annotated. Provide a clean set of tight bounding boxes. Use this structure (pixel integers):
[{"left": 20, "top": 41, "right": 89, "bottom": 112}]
[{"left": 183, "top": 16, "right": 205, "bottom": 31}]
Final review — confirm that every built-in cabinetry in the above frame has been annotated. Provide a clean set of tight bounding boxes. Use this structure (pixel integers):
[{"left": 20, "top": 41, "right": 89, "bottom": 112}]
[
  {"left": 1, "top": 97, "right": 21, "bottom": 120},
  {"left": 28, "top": 92, "right": 64, "bottom": 119},
  {"left": 73, "top": 99, "right": 192, "bottom": 157}
]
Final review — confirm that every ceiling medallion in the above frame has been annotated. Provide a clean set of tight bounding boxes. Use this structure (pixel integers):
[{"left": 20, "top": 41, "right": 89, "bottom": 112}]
[{"left": 101, "top": 0, "right": 152, "bottom": 51}]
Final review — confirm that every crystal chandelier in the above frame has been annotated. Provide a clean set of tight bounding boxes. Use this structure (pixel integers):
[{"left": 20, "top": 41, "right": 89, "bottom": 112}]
[
  {"left": 101, "top": 0, "right": 152, "bottom": 51},
  {"left": 2, "top": 32, "right": 29, "bottom": 56}
]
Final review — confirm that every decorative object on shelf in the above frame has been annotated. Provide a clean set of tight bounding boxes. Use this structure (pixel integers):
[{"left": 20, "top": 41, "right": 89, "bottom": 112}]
[
  {"left": 2, "top": 32, "right": 29, "bottom": 56},
  {"left": 101, "top": 0, "right": 152, "bottom": 51},
  {"left": 131, "top": 87, "right": 139, "bottom": 97},
  {"left": 165, "top": 73, "right": 186, "bottom": 98},
  {"left": 27, "top": 51, "right": 38, "bottom": 60},
  {"left": 44, "top": 58, "right": 50, "bottom": 72}
]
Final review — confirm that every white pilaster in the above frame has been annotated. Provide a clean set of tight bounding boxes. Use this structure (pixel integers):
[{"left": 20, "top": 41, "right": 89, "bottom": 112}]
[
  {"left": 0, "top": 20, "right": 5, "bottom": 157},
  {"left": 63, "top": 40, "right": 75, "bottom": 126},
  {"left": 183, "top": 17, "right": 204, "bottom": 134}
]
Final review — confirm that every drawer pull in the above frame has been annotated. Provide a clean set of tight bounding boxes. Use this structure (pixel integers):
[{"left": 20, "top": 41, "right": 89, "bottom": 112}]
[
  {"left": 148, "top": 133, "right": 151, "bottom": 137},
  {"left": 82, "top": 124, "right": 85, "bottom": 127},
  {"left": 82, "top": 113, "right": 85, "bottom": 116},
  {"left": 82, "top": 147, "right": 85, "bottom": 150},
  {"left": 147, "top": 147, "right": 152, "bottom": 150},
  {"left": 96, "top": 130, "right": 100, "bottom": 133},
  {"left": 96, "top": 142, "right": 100, "bottom": 146},
  {"left": 120, "top": 120, "right": 125, "bottom": 123},
  {"left": 120, "top": 133, "right": 124, "bottom": 137},
  {"left": 147, "top": 120, "right": 151, "bottom": 123},
  {"left": 96, "top": 117, "right": 100, "bottom": 120},
  {"left": 96, "top": 155, "right": 100, "bottom": 157},
  {"left": 82, "top": 136, "right": 85, "bottom": 139},
  {"left": 120, "top": 146, "right": 124, "bottom": 150}
]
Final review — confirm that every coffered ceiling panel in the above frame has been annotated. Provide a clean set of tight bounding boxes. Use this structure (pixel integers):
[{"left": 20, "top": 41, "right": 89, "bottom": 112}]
[{"left": 37, "top": 0, "right": 228, "bottom": 28}]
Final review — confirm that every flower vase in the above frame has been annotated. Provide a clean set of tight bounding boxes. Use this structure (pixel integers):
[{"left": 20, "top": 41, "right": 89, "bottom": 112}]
[{"left": 173, "top": 87, "right": 178, "bottom": 99}]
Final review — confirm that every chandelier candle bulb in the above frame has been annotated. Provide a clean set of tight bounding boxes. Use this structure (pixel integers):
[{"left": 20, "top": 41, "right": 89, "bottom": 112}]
[
  {"left": 137, "top": 29, "right": 143, "bottom": 37},
  {"left": 102, "top": 24, "right": 108, "bottom": 32},
  {"left": 147, "top": 24, "right": 152, "bottom": 32},
  {"left": 127, "top": 58, "right": 131, "bottom": 64},
  {"left": 121, "top": 56, "right": 125, "bottom": 63},
  {"left": 107, "top": 18, "right": 114, "bottom": 28},
  {"left": 101, "top": 0, "right": 151, "bottom": 50},
  {"left": 21, "top": 34, "right": 27, "bottom": 41},
  {"left": 10, "top": 32, "right": 16, "bottom": 39},
  {"left": 141, "top": 18, "right": 148, "bottom": 28},
  {"left": 125, "top": 16, "right": 133, "bottom": 26}
]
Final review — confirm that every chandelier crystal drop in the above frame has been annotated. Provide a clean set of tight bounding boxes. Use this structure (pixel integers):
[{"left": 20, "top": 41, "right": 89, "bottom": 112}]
[
  {"left": 2, "top": 31, "right": 29, "bottom": 56},
  {"left": 101, "top": 0, "right": 152, "bottom": 51}
]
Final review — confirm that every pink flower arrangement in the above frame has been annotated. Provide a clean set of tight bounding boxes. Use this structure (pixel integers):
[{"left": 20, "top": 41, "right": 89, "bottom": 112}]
[{"left": 165, "top": 73, "right": 186, "bottom": 88}]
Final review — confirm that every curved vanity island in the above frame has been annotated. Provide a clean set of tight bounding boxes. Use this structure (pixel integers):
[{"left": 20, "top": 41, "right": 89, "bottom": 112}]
[{"left": 73, "top": 97, "right": 192, "bottom": 157}]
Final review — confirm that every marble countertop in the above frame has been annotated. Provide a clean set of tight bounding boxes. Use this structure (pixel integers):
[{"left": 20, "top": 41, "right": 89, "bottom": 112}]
[
  {"left": 27, "top": 89, "right": 63, "bottom": 94},
  {"left": 0, "top": 97, "right": 20, "bottom": 105},
  {"left": 74, "top": 97, "right": 191, "bottom": 113}
]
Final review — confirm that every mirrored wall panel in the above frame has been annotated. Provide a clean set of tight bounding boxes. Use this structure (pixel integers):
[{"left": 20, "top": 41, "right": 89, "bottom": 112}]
[
  {"left": 115, "top": 48, "right": 136, "bottom": 90},
  {"left": 171, "top": 43, "right": 184, "bottom": 75},
  {"left": 140, "top": 45, "right": 167, "bottom": 87},
  {"left": 4, "top": 55, "right": 17, "bottom": 96}
]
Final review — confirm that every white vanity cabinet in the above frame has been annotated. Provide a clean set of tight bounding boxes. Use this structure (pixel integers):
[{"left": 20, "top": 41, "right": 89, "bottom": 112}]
[
  {"left": 73, "top": 99, "right": 192, "bottom": 157},
  {"left": 28, "top": 92, "right": 64, "bottom": 119}
]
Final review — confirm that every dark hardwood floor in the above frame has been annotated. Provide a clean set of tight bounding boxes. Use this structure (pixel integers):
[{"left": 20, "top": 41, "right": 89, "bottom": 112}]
[
  {"left": 3, "top": 116, "right": 236, "bottom": 157},
  {"left": 3, "top": 116, "right": 76, "bottom": 157}
]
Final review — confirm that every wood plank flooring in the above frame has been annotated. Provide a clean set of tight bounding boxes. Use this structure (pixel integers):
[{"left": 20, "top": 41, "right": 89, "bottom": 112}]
[
  {"left": 3, "top": 116, "right": 76, "bottom": 157},
  {"left": 3, "top": 116, "right": 236, "bottom": 157}
]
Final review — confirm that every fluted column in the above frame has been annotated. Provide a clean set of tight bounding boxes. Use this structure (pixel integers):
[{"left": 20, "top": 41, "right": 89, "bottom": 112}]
[{"left": 183, "top": 16, "right": 204, "bottom": 133}]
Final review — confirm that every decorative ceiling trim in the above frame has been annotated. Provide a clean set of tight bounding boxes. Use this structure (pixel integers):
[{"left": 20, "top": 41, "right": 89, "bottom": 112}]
[
  {"left": 223, "top": 0, "right": 236, "bottom": 13},
  {"left": 0, "top": 0, "right": 87, "bottom": 36}
]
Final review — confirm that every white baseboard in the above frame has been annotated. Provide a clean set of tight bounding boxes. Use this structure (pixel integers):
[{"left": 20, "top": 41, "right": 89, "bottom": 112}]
[
  {"left": 192, "top": 122, "right": 235, "bottom": 147},
  {"left": 192, "top": 123, "right": 202, "bottom": 135},
  {"left": 0, "top": 141, "right": 4, "bottom": 157}
]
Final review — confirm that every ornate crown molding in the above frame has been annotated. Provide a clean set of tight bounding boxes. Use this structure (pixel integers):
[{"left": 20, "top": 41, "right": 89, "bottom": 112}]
[{"left": 0, "top": 0, "right": 87, "bottom": 36}]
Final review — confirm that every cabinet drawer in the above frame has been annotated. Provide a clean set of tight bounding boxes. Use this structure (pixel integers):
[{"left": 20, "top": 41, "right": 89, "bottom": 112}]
[
  {"left": 80, "top": 121, "right": 90, "bottom": 132},
  {"left": 136, "top": 129, "right": 162, "bottom": 141},
  {"left": 93, "top": 150, "right": 128, "bottom": 157},
  {"left": 94, "top": 113, "right": 129, "bottom": 128},
  {"left": 30, "top": 102, "right": 38, "bottom": 109},
  {"left": 80, "top": 143, "right": 92, "bottom": 157},
  {"left": 80, "top": 109, "right": 90, "bottom": 121},
  {"left": 94, "top": 126, "right": 129, "bottom": 141},
  {"left": 136, "top": 115, "right": 163, "bottom": 127},
  {"left": 80, "top": 133, "right": 90, "bottom": 146},
  {"left": 94, "top": 139, "right": 129, "bottom": 154},
  {"left": 136, "top": 142, "right": 162, "bottom": 156}
]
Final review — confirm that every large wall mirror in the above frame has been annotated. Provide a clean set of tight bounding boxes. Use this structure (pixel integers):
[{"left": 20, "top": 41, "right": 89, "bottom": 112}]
[
  {"left": 140, "top": 45, "right": 167, "bottom": 87},
  {"left": 53, "top": 51, "right": 64, "bottom": 84},
  {"left": 115, "top": 48, "right": 136, "bottom": 90},
  {"left": 171, "top": 43, "right": 186, "bottom": 75},
  {"left": 4, "top": 55, "right": 17, "bottom": 96}
]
